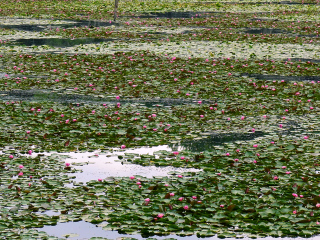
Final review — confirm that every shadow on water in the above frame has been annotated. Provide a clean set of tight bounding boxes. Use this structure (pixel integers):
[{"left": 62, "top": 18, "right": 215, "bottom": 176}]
[
  {"left": 0, "top": 20, "right": 118, "bottom": 32},
  {"left": 171, "top": 131, "right": 265, "bottom": 152},
  {"left": 132, "top": 11, "right": 220, "bottom": 19},
  {"left": 241, "top": 74, "right": 320, "bottom": 82},
  {"left": 0, "top": 89, "right": 215, "bottom": 106},
  {"left": 244, "top": 28, "right": 287, "bottom": 34},
  {"left": 11, "top": 38, "right": 114, "bottom": 47},
  {"left": 0, "top": 89, "right": 107, "bottom": 103},
  {"left": 229, "top": 1, "right": 318, "bottom": 4},
  {"left": 289, "top": 58, "right": 320, "bottom": 63},
  {"left": 197, "top": 1, "right": 318, "bottom": 4},
  {"left": 244, "top": 28, "right": 319, "bottom": 38}
]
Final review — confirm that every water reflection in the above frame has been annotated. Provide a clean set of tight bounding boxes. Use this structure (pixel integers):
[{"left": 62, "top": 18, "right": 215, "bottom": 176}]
[
  {"left": 0, "top": 72, "right": 10, "bottom": 78},
  {"left": 36, "top": 220, "right": 320, "bottom": 240},
  {"left": 36, "top": 221, "right": 209, "bottom": 239},
  {"left": 50, "top": 146, "right": 201, "bottom": 184},
  {"left": 41, "top": 210, "right": 60, "bottom": 216}
]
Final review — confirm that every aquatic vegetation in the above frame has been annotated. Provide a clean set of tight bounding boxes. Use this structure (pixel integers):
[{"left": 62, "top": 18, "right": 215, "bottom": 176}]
[{"left": 0, "top": 0, "right": 320, "bottom": 239}]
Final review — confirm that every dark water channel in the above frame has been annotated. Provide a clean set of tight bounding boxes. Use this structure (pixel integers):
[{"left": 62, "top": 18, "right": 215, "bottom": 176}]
[
  {"left": 290, "top": 58, "right": 320, "bottom": 63},
  {"left": 170, "top": 131, "right": 265, "bottom": 152},
  {"left": 222, "top": 1, "right": 318, "bottom": 4},
  {"left": 131, "top": 11, "right": 222, "bottom": 19},
  {"left": 11, "top": 38, "right": 114, "bottom": 47},
  {"left": 244, "top": 28, "right": 287, "bottom": 34},
  {"left": 0, "top": 89, "right": 215, "bottom": 106},
  {"left": 0, "top": 20, "right": 118, "bottom": 32},
  {"left": 241, "top": 74, "right": 320, "bottom": 82},
  {"left": 243, "top": 28, "right": 318, "bottom": 38}
]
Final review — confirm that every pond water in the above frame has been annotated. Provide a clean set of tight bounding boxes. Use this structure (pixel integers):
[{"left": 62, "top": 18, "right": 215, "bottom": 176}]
[
  {"left": 0, "top": 89, "right": 215, "bottom": 106},
  {"left": 241, "top": 74, "right": 320, "bottom": 82},
  {"left": 0, "top": 72, "right": 10, "bottom": 78},
  {"left": 35, "top": 220, "right": 320, "bottom": 240},
  {"left": 2, "top": 11, "right": 319, "bottom": 240},
  {"left": 170, "top": 131, "right": 265, "bottom": 151},
  {"left": 134, "top": 11, "right": 220, "bottom": 19},
  {"left": 0, "top": 20, "right": 117, "bottom": 32},
  {"left": 44, "top": 145, "right": 201, "bottom": 184},
  {"left": 244, "top": 28, "right": 287, "bottom": 34},
  {"left": 290, "top": 58, "right": 320, "bottom": 63},
  {"left": 12, "top": 38, "right": 115, "bottom": 47}
]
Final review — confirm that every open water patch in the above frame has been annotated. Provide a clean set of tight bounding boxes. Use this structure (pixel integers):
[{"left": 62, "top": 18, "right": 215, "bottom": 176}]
[
  {"left": 0, "top": 20, "right": 117, "bottom": 32},
  {"left": 244, "top": 28, "right": 287, "bottom": 34},
  {"left": 11, "top": 38, "right": 114, "bottom": 47},
  {"left": 132, "top": 11, "right": 219, "bottom": 19},
  {"left": 0, "top": 89, "right": 215, "bottom": 106},
  {"left": 241, "top": 73, "right": 320, "bottom": 82},
  {"left": 0, "top": 89, "right": 106, "bottom": 103},
  {"left": 0, "top": 72, "right": 10, "bottom": 78},
  {"left": 220, "top": 1, "right": 318, "bottom": 4},
  {"left": 35, "top": 220, "right": 320, "bottom": 240},
  {"left": 289, "top": 58, "right": 320, "bottom": 63},
  {"left": 0, "top": 24, "right": 47, "bottom": 32},
  {"left": 49, "top": 146, "right": 201, "bottom": 184},
  {"left": 40, "top": 210, "right": 60, "bottom": 217}
]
